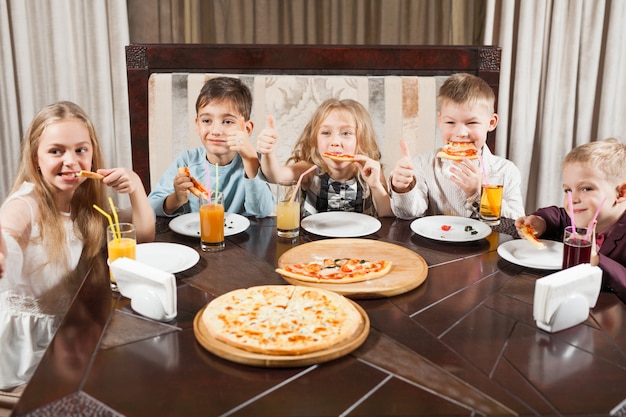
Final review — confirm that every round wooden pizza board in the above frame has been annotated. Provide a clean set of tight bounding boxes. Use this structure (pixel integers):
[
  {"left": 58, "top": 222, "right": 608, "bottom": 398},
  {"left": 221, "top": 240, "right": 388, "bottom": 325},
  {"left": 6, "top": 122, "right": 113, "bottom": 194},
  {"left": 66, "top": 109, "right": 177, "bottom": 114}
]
[
  {"left": 193, "top": 299, "right": 370, "bottom": 367},
  {"left": 277, "top": 239, "right": 428, "bottom": 298}
]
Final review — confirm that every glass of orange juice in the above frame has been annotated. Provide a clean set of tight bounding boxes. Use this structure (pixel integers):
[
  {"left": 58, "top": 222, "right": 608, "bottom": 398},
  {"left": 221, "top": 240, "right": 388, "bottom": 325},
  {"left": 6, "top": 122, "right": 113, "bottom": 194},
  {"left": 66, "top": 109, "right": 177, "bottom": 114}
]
[
  {"left": 200, "top": 192, "right": 225, "bottom": 252},
  {"left": 107, "top": 223, "right": 136, "bottom": 291},
  {"left": 479, "top": 172, "right": 504, "bottom": 225},
  {"left": 276, "top": 180, "right": 300, "bottom": 239}
]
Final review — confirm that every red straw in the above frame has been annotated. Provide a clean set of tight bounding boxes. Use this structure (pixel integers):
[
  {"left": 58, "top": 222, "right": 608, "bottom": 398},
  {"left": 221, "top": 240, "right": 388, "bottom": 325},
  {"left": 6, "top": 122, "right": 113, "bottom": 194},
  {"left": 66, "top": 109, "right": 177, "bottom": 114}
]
[
  {"left": 567, "top": 191, "right": 576, "bottom": 231},
  {"left": 290, "top": 165, "right": 317, "bottom": 204},
  {"left": 585, "top": 197, "right": 606, "bottom": 240}
]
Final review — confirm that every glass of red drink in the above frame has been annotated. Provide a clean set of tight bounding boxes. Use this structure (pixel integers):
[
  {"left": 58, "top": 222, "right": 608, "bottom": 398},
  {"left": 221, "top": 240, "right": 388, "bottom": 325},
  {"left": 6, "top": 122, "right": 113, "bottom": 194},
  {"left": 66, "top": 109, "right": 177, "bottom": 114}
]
[{"left": 562, "top": 226, "right": 591, "bottom": 269}]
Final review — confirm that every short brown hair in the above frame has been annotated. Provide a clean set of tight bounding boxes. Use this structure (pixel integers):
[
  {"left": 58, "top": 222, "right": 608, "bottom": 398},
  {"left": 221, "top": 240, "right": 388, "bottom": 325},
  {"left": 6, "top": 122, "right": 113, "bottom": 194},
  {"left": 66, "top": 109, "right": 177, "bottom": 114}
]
[
  {"left": 195, "top": 77, "right": 252, "bottom": 120},
  {"left": 438, "top": 73, "right": 496, "bottom": 113}
]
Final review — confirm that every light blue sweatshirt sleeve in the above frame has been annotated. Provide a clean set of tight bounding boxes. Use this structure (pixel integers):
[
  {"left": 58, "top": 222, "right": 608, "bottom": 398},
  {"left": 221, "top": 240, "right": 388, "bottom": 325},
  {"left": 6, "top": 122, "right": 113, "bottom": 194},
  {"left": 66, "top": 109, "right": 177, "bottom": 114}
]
[
  {"left": 148, "top": 149, "right": 200, "bottom": 217},
  {"left": 243, "top": 168, "right": 274, "bottom": 218},
  {"left": 149, "top": 149, "right": 274, "bottom": 218}
]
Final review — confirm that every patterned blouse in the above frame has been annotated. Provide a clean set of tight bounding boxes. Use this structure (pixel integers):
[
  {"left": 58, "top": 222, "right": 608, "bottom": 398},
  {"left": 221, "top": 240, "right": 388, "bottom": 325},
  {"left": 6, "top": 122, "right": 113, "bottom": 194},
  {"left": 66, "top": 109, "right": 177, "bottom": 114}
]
[{"left": 302, "top": 170, "right": 375, "bottom": 217}]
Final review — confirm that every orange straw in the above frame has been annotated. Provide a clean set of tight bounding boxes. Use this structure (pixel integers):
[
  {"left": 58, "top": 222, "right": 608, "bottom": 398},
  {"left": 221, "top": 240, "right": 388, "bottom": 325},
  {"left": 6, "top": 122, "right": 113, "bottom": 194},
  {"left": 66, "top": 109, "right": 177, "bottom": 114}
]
[{"left": 290, "top": 165, "right": 317, "bottom": 204}]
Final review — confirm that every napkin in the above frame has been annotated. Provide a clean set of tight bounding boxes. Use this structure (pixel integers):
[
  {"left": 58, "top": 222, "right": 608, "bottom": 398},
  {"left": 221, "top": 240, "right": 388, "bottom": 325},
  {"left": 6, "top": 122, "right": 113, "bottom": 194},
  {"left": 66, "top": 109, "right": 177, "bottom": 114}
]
[
  {"left": 110, "top": 257, "right": 177, "bottom": 322},
  {"left": 533, "top": 263, "right": 602, "bottom": 333}
]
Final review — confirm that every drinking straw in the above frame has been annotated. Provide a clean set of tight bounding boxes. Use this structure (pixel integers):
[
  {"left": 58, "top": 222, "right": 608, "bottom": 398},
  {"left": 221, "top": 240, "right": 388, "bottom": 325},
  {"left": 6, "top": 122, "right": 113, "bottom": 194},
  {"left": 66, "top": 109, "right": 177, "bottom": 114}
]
[
  {"left": 585, "top": 197, "right": 606, "bottom": 240},
  {"left": 290, "top": 165, "right": 317, "bottom": 204},
  {"left": 206, "top": 162, "right": 212, "bottom": 199},
  {"left": 215, "top": 162, "right": 219, "bottom": 203},
  {"left": 477, "top": 152, "right": 498, "bottom": 213},
  {"left": 567, "top": 191, "right": 576, "bottom": 231},
  {"left": 590, "top": 220, "right": 599, "bottom": 266},
  {"left": 109, "top": 197, "right": 121, "bottom": 240},
  {"left": 477, "top": 152, "right": 488, "bottom": 183},
  {"left": 93, "top": 204, "right": 118, "bottom": 241}
]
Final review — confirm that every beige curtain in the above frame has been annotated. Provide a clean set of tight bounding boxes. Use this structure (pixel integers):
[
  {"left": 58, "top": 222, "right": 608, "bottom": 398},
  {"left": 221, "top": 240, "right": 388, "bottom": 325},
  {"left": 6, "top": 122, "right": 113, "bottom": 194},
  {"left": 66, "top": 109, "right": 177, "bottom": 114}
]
[
  {"left": 5, "top": 0, "right": 623, "bottom": 213},
  {"left": 127, "top": 0, "right": 486, "bottom": 45},
  {"left": 485, "top": 0, "right": 626, "bottom": 211},
  {"left": 0, "top": 0, "right": 130, "bottom": 201}
]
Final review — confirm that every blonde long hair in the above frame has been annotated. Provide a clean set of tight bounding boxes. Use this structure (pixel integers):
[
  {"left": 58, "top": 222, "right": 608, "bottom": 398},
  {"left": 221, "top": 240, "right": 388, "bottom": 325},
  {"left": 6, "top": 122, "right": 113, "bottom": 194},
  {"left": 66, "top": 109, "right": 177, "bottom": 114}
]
[
  {"left": 289, "top": 98, "right": 382, "bottom": 182},
  {"left": 11, "top": 101, "right": 108, "bottom": 266}
]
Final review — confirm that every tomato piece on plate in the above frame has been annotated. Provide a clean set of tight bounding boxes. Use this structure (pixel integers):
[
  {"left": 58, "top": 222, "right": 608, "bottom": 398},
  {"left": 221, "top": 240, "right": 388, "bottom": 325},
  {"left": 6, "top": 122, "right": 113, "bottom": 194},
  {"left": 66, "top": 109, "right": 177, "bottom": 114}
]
[{"left": 441, "top": 225, "right": 452, "bottom": 231}]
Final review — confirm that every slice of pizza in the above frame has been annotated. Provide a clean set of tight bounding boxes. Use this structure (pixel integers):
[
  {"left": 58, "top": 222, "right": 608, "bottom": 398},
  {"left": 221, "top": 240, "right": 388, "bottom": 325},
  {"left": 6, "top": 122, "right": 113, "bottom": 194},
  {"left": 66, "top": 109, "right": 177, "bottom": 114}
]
[
  {"left": 322, "top": 151, "right": 356, "bottom": 162},
  {"left": 177, "top": 167, "right": 208, "bottom": 197},
  {"left": 518, "top": 224, "right": 546, "bottom": 249},
  {"left": 78, "top": 170, "right": 104, "bottom": 180},
  {"left": 436, "top": 142, "right": 479, "bottom": 161},
  {"left": 276, "top": 258, "right": 392, "bottom": 284}
]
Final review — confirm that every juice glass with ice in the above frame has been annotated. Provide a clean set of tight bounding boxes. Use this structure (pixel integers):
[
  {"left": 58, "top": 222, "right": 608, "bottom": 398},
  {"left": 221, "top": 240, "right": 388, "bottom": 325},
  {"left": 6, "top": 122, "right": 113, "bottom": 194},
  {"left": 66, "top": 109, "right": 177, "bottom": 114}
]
[
  {"left": 200, "top": 192, "right": 225, "bottom": 252},
  {"left": 107, "top": 223, "right": 136, "bottom": 291},
  {"left": 276, "top": 181, "right": 300, "bottom": 239},
  {"left": 479, "top": 173, "right": 504, "bottom": 225}
]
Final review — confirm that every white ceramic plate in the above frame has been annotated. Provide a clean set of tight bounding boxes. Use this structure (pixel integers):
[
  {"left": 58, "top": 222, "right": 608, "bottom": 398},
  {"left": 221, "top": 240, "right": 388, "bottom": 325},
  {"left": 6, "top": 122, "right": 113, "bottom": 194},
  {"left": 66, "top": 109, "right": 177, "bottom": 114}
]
[
  {"left": 410, "top": 216, "right": 492, "bottom": 242},
  {"left": 136, "top": 242, "right": 200, "bottom": 273},
  {"left": 497, "top": 239, "right": 563, "bottom": 270},
  {"left": 301, "top": 212, "right": 381, "bottom": 238},
  {"left": 169, "top": 212, "right": 250, "bottom": 237}
]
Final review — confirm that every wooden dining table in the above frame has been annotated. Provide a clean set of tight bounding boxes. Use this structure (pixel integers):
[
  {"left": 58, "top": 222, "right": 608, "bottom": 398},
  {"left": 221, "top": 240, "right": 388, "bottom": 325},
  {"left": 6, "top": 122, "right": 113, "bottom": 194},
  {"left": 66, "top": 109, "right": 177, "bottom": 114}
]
[{"left": 12, "top": 215, "right": 626, "bottom": 417}]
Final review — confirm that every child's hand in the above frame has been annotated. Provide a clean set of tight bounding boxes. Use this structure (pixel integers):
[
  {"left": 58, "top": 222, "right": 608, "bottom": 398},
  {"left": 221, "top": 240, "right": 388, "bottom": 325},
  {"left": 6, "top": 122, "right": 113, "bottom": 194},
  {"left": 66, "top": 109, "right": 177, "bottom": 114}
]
[
  {"left": 390, "top": 140, "right": 415, "bottom": 193},
  {"left": 227, "top": 129, "right": 256, "bottom": 159},
  {"left": 448, "top": 159, "right": 482, "bottom": 198},
  {"left": 256, "top": 115, "right": 277, "bottom": 155},
  {"left": 172, "top": 170, "right": 193, "bottom": 206},
  {"left": 98, "top": 168, "right": 144, "bottom": 195},
  {"left": 515, "top": 215, "right": 547, "bottom": 237},
  {"left": 354, "top": 156, "right": 384, "bottom": 191}
]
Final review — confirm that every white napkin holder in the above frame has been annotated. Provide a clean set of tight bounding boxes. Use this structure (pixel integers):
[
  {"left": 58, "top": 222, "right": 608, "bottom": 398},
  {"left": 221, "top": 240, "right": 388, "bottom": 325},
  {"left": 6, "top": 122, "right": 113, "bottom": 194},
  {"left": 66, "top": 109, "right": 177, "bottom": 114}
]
[
  {"left": 110, "top": 257, "right": 177, "bottom": 322},
  {"left": 533, "top": 263, "right": 602, "bottom": 333}
]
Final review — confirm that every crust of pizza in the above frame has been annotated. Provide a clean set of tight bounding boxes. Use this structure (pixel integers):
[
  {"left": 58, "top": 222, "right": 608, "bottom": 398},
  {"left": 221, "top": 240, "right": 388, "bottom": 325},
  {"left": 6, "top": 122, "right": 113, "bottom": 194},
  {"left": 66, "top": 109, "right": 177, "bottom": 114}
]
[
  {"left": 322, "top": 151, "right": 356, "bottom": 162},
  {"left": 178, "top": 167, "right": 208, "bottom": 197},
  {"left": 519, "top": 225, "right": 546, "bottom": 249},
  {"left": 275, "top": 258, "right": 392, "bottom": 284},
  {"left": 202, "top": 285, "right": 362, "bottom": 355},
  {"left": 436, "top": 142, "right": 479, "bottom": 161},
  {"left": 78, "top": 170, "right": 104, "bottom": 180}
]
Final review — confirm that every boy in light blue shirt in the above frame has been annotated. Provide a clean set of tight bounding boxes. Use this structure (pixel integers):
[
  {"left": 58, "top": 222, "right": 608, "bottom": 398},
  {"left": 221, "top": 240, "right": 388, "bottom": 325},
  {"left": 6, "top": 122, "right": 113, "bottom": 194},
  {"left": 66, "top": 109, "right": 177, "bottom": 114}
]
[{"left": 149, "top": 77, "right": 274, "bottom": 217}]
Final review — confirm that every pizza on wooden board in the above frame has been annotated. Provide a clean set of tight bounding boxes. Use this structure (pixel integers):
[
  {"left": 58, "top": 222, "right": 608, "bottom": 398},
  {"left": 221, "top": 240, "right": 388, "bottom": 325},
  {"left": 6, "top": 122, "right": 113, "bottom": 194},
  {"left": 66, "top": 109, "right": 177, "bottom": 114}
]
[
  {"left": 177, "top": 167, "right": 208, "bottom": 197},
  {"left": 436, "top": 142, "right": 479, "bottom": 161},
  {"left": 322, "top": 151, "right": 356, "bottom": 162},
  {"left": 276, "top": 258, "right": 392, "bottom": 284},
  {"left": 202, "top": 285, "right": 362, "bottom": 355}
]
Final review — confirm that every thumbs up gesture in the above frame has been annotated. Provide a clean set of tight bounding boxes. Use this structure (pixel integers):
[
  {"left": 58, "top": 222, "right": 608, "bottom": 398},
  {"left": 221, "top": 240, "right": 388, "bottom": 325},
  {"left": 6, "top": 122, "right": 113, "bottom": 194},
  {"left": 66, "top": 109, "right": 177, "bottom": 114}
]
[
  {"left": 390, "top": 140, "right": 416, "bottom": 193},
  {"left": 256, "top": 115, "right": 277, "bottom": 155}
]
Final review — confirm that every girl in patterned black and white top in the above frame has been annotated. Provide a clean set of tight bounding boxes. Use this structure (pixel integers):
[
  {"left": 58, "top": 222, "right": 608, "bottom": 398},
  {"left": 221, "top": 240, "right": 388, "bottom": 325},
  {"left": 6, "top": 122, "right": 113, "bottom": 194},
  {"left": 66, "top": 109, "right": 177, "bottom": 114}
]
[{"left": 257, "top": 98, "right": 392, "bottom": 218}]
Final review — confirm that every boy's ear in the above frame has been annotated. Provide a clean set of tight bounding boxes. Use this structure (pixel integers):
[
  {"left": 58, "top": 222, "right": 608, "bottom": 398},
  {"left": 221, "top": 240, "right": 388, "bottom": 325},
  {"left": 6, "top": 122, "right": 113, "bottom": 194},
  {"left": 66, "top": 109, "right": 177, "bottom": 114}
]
[
  {"left": 488, "top": 113, "right": 499, "bottom": 132},
  {"left": 617, "top": 182, "right": 626, "bottom": 201},
  {"left": 245, "top": 120, "right": 254, "bottom": 134}
]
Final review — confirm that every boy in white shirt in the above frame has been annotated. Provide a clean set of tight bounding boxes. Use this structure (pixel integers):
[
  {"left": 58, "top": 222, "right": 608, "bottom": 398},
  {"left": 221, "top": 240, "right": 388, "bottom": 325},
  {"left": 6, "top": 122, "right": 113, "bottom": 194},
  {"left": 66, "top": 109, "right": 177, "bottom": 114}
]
[{"left": 389, "top": 73, "right": 525, "bottom": 220}]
